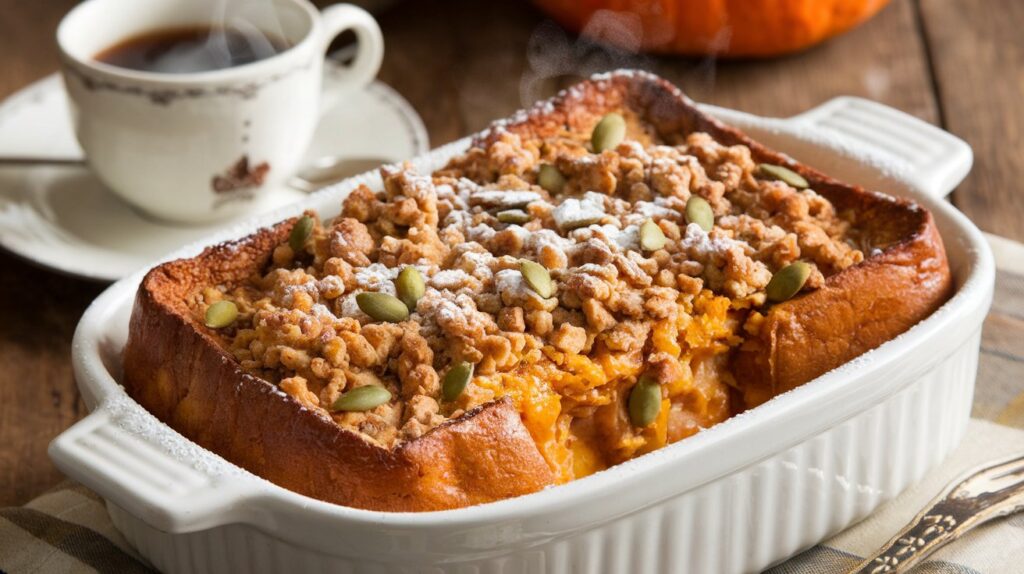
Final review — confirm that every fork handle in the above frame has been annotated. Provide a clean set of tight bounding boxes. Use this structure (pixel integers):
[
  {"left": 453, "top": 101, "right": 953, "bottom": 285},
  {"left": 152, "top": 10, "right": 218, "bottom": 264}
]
[
  {"left": 850, "top": 498, "right": 983, "bottom": 573},
  {"left": 850, "top": 474, "right": 1024, "bottom": 573}
]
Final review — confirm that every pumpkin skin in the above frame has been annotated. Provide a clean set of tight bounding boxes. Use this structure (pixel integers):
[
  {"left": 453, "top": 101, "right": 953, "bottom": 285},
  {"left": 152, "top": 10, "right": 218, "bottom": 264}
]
[{"left": 532, "top": 0, "right": 892, "bottom": 57}]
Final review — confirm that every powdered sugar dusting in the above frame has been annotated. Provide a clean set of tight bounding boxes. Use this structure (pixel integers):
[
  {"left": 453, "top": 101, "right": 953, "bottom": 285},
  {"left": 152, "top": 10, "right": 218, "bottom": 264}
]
[
  {"left": 680, "top": 222, "right": 746, "bottom": 257},
  {"left": 471, "top": 190, "right": 543, "bottom": 208},
  {"left": 280, "top": 276, "right": 318, "bottom": 307},
  {"left": 467, "top": 223, "right": 497, "bottom": 243},
  {"left": 552, "top": 192, "right": 606, "bottom": 230},
  {"left": 431, "top": 269, "right": 475, "bottom": 291},
  {"left": 634, "top": 201, "right": 676, "bottom": 220},
  {"left": 495, "top": 268, "right": 549, "bottom": 304},
  {"left": 339, "top": 293, "right": 363, "bottom": 318},
  {"left": 457, "top": 249, "right": 498, "bottom": 282},
  {"left": 595, "top": 223, "right": 640, "bottom": 251},
  {"left": 526, "top": 229, "right": 574, "bottom": 254},
  {"left": 355, "top": 263, "right": 400, "bottom": 295},
  {"left": 101, "top": 394, "right": 252, "bottom": 479}
]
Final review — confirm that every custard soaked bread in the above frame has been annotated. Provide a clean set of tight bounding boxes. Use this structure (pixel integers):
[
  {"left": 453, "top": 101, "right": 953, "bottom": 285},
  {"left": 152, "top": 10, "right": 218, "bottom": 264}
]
[{"left": 123, "top": 71, "right": 951, "bottom": 511}]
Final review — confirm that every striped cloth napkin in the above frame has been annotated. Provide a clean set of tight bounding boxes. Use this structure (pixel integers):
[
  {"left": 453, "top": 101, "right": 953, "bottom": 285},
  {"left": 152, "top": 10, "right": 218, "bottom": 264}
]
[{"left": 2, "top": 233, "right": 1023, "bottom": 574}]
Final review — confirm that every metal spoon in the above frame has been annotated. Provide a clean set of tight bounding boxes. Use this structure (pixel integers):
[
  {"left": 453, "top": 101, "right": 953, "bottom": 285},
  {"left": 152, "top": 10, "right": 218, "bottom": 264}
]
[
  {"left": 0, "top": 155, "right": 392, "bottom": 193},
  {"left": 287, "top": 155, "right": 392, "bottom": 192}
]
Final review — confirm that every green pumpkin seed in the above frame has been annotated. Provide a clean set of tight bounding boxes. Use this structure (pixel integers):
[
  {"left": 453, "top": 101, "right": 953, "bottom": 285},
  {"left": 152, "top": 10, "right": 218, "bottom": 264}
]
[
  {"left": 204, "top": 300, "right": 238, "bottom": 329},
  {"left": 395, "top": 267, "right": 425, "bottom": 311},
  {"left": 628, "top": 377, "right": 662, "bottom": 428},
  {"left": 441, "top": 361, "right": 474, "bottom": 402},
  {"left": 356, "top": 292, "right": 410, "bottom": 322},
  {"left": 538, "top": 164, "right": 567, "bottom": 194},
  {"left": 520, "top": 259, "right": 554, "bottom": 299},
  {"left": 765, "top": 261, "right": 812, "bottom": 303},
  {"left": 497, "top": 209, "right": 531, "bottom": 224},
  {"left": 685, "top": 196, "right": 714, "bottom": 232},
  {"left": 639, "top": 219, "right": 667, "bottom": 251},
  {"left": 591, "top": 113, "right": 626, "bottom": 153},
  {"left": 332, "top": 385, "right": 392, "bottom": 412},
  {"left": 289, "top": 215, "right": 314, "bottom": 252},
  {"left": 757, "top": 163, "right": 809, "bottom": 189}
]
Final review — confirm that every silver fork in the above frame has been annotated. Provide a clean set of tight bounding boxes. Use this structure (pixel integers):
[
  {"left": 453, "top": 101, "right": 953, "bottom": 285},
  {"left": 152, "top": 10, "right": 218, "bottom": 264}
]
[{"left": 850, "top": 452, "right": 1024, "bottom": 573}]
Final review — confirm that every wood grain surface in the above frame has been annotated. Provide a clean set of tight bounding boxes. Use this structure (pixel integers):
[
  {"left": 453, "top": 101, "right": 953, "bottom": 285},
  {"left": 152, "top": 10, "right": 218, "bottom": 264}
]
[
  {"left": 0, "top": 0, "right": 99, "bottom": 508},
  {"left": 0, "top": 0, "right": 1021, "bottom": 506},
  {"left": 919, "top": 0, "right": 1024, "bottom": 241}
]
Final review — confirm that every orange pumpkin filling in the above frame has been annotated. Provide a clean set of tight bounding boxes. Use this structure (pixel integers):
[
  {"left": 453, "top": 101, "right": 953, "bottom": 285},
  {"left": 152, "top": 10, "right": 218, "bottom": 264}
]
[{"left": 196, "top": 110, "right": 863, "bottom": 483}]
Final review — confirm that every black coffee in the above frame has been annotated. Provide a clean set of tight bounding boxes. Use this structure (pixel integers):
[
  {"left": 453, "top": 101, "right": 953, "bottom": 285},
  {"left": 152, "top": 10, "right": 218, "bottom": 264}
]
[{"left": 94, "top": 25, "right": 290, "bottom": 73}]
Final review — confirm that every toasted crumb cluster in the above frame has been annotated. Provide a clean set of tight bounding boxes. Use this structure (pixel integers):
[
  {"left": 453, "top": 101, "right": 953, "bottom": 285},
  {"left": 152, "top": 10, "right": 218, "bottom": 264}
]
[{"left": 195, "top": 112, "right": 863, "bottom": 481}]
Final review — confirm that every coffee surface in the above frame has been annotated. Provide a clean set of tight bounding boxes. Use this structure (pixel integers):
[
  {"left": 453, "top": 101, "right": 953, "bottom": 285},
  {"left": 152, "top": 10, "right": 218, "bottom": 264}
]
[{"left": 95, "top": 25, "right": 290, "bottom": 73}]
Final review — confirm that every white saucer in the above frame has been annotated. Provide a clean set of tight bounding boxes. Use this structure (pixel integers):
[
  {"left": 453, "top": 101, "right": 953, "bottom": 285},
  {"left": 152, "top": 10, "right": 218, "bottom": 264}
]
[{"left": 0, "top": 74, "right": 428, "bottom": 281}]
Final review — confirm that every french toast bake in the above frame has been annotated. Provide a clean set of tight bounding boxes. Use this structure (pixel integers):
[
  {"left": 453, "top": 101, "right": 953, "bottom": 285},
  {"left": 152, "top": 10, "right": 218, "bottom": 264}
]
[{"left": 123, "top": 71, "right": 952, "bottom": 511}]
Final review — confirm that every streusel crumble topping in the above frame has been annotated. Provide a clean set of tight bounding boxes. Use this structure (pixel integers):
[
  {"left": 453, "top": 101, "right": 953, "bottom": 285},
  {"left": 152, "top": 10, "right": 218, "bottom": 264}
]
[{"left": 194, "top": 113, "right": 864, "bottom": 481}]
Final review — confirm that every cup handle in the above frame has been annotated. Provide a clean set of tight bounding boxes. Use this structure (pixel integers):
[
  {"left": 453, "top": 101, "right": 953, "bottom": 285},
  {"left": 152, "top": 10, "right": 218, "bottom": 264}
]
[{"left": 318, "top": 4, "right": 383, "bottom": 107}]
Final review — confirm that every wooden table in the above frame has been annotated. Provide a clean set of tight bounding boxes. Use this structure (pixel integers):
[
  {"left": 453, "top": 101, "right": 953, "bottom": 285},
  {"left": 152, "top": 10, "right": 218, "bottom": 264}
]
[{"left": 1, "top": 0, "right": 1021, "bottom": 507}]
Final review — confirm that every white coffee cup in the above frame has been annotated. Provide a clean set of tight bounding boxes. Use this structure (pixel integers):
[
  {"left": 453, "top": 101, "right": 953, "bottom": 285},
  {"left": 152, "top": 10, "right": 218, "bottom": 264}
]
[{"left": 57, "top": 0, "right": 383, "bottom": 224}]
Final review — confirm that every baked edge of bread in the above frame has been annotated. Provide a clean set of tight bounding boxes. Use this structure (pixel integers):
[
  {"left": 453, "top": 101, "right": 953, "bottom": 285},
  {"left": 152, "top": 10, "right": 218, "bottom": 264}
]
[{"left": 121, "top": 71, "right": 952, "bottom": 511}]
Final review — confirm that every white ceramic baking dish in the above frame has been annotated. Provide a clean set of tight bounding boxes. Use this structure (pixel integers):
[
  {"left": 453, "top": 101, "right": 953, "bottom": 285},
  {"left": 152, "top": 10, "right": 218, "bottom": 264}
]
[{"left": 50, "top": 87, "right": 993, "bottom": 574}]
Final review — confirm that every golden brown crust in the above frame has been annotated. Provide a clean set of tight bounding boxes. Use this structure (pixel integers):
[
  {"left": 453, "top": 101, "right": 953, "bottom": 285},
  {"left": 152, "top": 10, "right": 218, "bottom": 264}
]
[
  {"left": 473, "top": 72, "right": 951, "bottom": 408},
  {"left": 732, "top": 215, "right": 951, "bottom": 403},
  {"left": 123, "top": 222, "right": 555, "bottom": 512},
  {"left": 122, "top": 71, "right": 951, "bottom": 511}
]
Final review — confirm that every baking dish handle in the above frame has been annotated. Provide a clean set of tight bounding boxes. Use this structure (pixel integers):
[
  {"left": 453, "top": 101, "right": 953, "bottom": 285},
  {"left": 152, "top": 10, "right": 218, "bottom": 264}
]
[
  {"left": 48, "top": 406, "right": 262, "bottom": 533},
  {"left": 788, "top": 96, "right": 973, "bottom": 200}
]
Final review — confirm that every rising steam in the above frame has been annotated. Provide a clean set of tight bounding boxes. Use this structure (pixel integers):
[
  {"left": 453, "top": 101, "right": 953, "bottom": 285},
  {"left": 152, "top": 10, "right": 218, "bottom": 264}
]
[
  {"left": 520, "top": 9, "right": 729, "bottom": 107},
  {"left": 520, "top": 12, "right": 654, "bottom": 107}
]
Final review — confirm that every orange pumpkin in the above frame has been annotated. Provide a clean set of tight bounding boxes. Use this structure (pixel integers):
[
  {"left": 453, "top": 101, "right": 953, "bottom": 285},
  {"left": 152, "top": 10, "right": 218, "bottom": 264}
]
[{"left": 532, "top": 0, "right": 892, "bottom": 57}]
